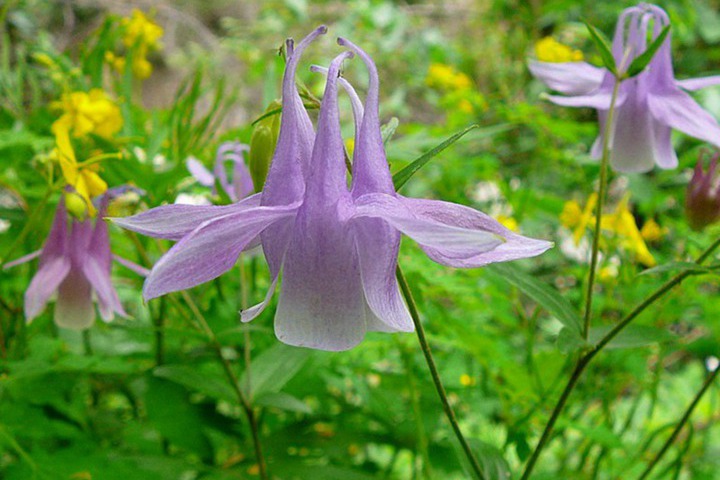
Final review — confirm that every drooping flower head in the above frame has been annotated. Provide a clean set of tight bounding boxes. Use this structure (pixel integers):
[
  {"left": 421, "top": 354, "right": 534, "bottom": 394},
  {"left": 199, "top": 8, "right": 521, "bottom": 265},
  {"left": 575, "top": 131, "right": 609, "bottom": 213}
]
[
  {"left": 686, "top": 153, "right": 720, "bottom": 231},
  {"left": 187, "top": 142, "right": 254, "bottom": 202},
  {"left": 529, "top": 3, "right": 720, "bottom": 173},
  {"left": 115, "top": 28, "right": 551, "bottom": 351},
  {"left": 4, "top": 196, "right": 146, "bottom": 329}
]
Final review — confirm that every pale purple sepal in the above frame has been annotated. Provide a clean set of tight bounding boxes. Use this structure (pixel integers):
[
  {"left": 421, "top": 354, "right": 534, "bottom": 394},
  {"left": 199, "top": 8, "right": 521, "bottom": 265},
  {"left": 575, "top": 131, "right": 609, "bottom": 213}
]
[
  {"left": 528, "top": 60, "right": 604, "bottom": 95},
  {"left": 186, "top": 142, "right": 254, "bottom": 202}
]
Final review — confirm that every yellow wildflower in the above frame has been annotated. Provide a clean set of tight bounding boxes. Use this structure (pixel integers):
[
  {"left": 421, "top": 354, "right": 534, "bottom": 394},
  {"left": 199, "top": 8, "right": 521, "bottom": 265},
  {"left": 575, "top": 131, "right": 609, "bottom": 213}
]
[
  {"left": 460, "top": 374, "right": 476, "bottom": 387},
  {"left": 51, "top": 89, "right": 123, "bottom": 139},
  {"left": 53, "top": 125, "right": 108, "bottom": 217},
  {"left": 561, "top": 194, "right": 597, "bottom": 245},
  {"left": 640, "top": 219, "right": 667, "bottom": 242},
  {"left": 598, "top": 265, "right": 618, "bottom": 283},
  {"left": 120, "top": 9, "right": 163, "bottom": 79},
  {"left": 426, "top": 63, "right": 473, "bottom": 91},
  {"left": 497, "top": 215, "right": 519, "bottom": 232},
  {"left": 535, "top": 37, "right": 584, "bottom": 63},
  {"left": 601, "top": 197, "right": 656, "bottom": 267}
]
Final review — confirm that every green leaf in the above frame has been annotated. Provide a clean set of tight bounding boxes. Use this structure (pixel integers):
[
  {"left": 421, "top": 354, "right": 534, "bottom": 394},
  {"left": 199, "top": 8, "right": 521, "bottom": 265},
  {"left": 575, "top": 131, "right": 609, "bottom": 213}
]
[
  {"left": 625, "top": 25, "right": 671, "bottom": 78},
  {"left": 487, "top": 263, "right": 582, "bottom": 336},
  {"left": 453, "top": 439, "right": 510, "bottom": 480},
  {"left": 241, "top": 344, "right": 312, "bottom": 398},
  {"left": 381, "top": 117, "right": 399, "bottom": 145},
  {"left": 255, "top": 392, "right": 312, "bottom": 414},
  {"left": 585, "top": 22, "right": 617, "bottom": 75},
  {"left": 392, "top": 124, "right": 479, "bottom": 190},
  {"left": 588, "top": 324, "right": 674, "bottom": 349},
  {"left": 556, "top": 326, "right": 590, "bottom": 354},
  {"left": 153, "top": 365, "right": 236, "bottom": 403},
  {"left": 639, "top": 261, "right": 714, "bottom": 277}
]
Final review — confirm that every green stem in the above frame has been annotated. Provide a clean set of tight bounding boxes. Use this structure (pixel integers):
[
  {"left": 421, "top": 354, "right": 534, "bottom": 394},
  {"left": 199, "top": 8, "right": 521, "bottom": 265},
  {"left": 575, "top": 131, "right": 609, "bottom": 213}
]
[
  {"left": 396, "top": 266, "right": 487, "bottom": 480},
  {"left": 582, "top": 79, "right": 621, "bottom": 340},
  {"left": 180, "top": 291, "right": 268, "bottom": 480},
  {"left": 637, "top": 366, "right": 720, "bottom": 480},
  {"left": 520, "top": 235, "right": 720, "bottom": 480},
  {"left": 154, "top": 298, "right": 166, "bottom": 366}
]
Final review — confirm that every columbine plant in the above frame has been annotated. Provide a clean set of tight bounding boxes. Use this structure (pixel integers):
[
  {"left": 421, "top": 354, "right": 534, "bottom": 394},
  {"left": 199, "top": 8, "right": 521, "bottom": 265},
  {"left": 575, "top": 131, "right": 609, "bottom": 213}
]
[
  {"left": 530, "top": 3, "right": 720, "bottom": 173},
  {"left": 114, "top": 26, "right": 551, "bottom": 351},
  {"left": 4, "top": 196, "right": 146, "bottom": 329},
  {"left": 187, "top": 141, "right": 254, "bottom": 202}
]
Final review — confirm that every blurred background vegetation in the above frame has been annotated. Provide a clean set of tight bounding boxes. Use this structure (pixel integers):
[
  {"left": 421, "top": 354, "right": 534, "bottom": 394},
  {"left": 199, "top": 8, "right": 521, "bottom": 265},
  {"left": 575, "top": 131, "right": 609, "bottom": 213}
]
[{"left": 2, "top": 0, "right": 720, "bottom": 479}]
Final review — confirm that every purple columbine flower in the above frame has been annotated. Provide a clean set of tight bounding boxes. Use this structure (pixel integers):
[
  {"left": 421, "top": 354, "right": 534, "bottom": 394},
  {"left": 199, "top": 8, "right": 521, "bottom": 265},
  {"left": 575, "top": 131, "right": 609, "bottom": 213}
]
[
  {"left": 686, "top": 153, "right": 720, "bottom": 231},
  {"left": 186, "top": 141, "right": 254, "bottom": 202},
  {"left": 529, "top": 3, "right": 720, "bottom": 173},
  {"left": 4, "top": 197, "right": 147, "bottom": 329},
  {"left": 114, "top": 27, "right": 551, "bottom": 351}
]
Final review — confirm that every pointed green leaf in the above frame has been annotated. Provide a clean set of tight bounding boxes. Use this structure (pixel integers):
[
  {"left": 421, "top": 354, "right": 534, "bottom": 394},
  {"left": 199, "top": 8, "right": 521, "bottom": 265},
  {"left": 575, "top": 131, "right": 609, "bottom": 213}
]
[
  {"left": 585, "top": 22, "right": 617, "bottom": 75},
  {"left": 487, "top": 263, "right": 582, "bottom": 336},
  {"left": 589, "top": 324, "right": 674, "bottom": 349},
  {"left": 625, "top": 25, "right": 671, "bottom": 78},
  {"left": 639, "top": 261, "right": 715, "bottom": 277},
  {"left": 154, "top": 365, "right": 236, "bottom": 403},
  {"left": 240, "top": 344, "right": 312, "bottom": 398},
  {"left": 381, "top": 117, "right": 400, "bottom": 145},
  {"left": 392, "top": 124, "right": 479, "bottom": 190},
  {"left": 255, "top": 392, "right": 312, "bottom": 413}
]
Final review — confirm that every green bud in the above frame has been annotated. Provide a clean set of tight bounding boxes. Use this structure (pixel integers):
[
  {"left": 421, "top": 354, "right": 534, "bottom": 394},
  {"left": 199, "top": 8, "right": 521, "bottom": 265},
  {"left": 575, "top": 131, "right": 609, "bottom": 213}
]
[
  {"left": 249, "top": 100, "right": 281, "bottom": 191},
  {"left": 65, "top": 191, "right": 88, "bottom": 220}
]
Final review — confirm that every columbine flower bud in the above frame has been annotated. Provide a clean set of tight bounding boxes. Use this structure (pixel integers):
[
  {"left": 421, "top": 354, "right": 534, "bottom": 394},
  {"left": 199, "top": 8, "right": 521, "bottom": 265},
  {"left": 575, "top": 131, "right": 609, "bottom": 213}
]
[
  {"left": 248, "top": 100, "right": 281, "bottom": 191},
  {"left": 686, "top": 154, "right": 720, "bottom": 231}
]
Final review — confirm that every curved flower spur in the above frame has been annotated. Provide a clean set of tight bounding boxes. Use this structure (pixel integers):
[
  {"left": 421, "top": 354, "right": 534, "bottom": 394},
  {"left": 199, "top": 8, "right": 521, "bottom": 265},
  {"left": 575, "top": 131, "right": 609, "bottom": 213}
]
[
  {"left": 529, "top": 3, "right": 720, "bottom": 173},
  {"left": 114, "top": 27, "right": 551, "bottom": 351}
]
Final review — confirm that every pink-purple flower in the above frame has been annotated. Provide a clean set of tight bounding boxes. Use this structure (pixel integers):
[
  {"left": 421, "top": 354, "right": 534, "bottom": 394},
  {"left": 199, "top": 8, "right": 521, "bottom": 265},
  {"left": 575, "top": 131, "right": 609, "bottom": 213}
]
[
  {"left": 186, "top": 141, "right": 254, "bottom": 202},
  {"left": 529, "top": 3, "right": 720, "bottom": 173},
  {"left": 686, "top": 153, "right": 720, "bottom": 231},
  {"left": 5, "top": 197, "right": 146, "bottom": 329},
  {"left": 114, "top": 27, "right": 551, "bottom": 351}
]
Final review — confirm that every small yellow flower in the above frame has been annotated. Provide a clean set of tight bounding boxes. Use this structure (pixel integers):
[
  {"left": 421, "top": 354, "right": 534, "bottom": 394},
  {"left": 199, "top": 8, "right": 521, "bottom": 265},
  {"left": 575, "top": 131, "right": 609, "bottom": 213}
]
[
  {"left": 496, "top": 215, "right": 519, "bottom": 232},
  {"left": 53, "top": 125, "right": 108, "bottom": 217},
  {"left": 561, "top": 194, "right": 597, "bottom": 245},
  {"left": 460, "top": 374, "right": 476, "bottom": 387},
  {"left": 601, "top": 197, "right": 656, "bottom": 267},
  {"left": 426, "top": 63, "right": 473, "bottom": 91},
  {"left": 640, "top": 219, "right": 667, "bottom": 242},
  {"left": 598, "top": 264, "right": 618, "bottom": 283},
  {"left": 535, "top": 37, "right": 584, "bottom": 63},
  {"left": 51, "top": 89, "right": 123, "bottom": 139},
  {"left": 119, "top": 9, "right": 163, "bottom": 79}
]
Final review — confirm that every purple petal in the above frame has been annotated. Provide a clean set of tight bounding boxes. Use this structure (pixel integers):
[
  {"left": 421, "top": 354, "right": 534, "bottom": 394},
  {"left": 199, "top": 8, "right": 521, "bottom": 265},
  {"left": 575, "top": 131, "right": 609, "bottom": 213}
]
[
  {"left": 528, "top": 60, "right": 605, "bottom": 95},
  {"left": 25, "top": 257, "right": 71, "bottom": 321},
  {"left": 112, "top": 254, "right": 150, "bottom": 276},
  {"left": 352, "top": 219, "right": 413, "bottom": 332},
  {"left": 310, "top": 65, "right": 365, "bottom": 141},
  {"left": 261, "top": 27, "right": 326, "bottom": 286},
  {"left": 338, "top": 38, "right": 396, "bottom": 196},
  {"left": 275, "top": 208, "right": 367, "bottom": 351},
  {"left": 54, "top": 268, "right": 95, "bottom": 330},
  {"left": 610, "top": 95, "right": 658, "bottom": 173},
  {"left": 653, "top": 122, "right": 678, "bottom": 170},
  {"left": 677, "top": 76, "right": 720, "bottom": 91},
  {"left": 648, "top": 88, "right": 720, "bottom": 147},
  {"left": 82, "top": 255, "right": 126, "bottom": 322},
  {"left": 39, "top": 200, "right": 69, "bottom": 265},
  {"left": 546, "top": 89, "right": 623, "bottom": 109},
  {"left": 143, "top": 203, "right": 299, "bottom": 300},
  {"left": 186, "top": 157, "right": 215, "bottom": 187},
  {"left": 241, "top": 276, "right": 278, "bottom": 323},
  {"left": 111, "top": 193, "right": 261, "bottom": 241}
]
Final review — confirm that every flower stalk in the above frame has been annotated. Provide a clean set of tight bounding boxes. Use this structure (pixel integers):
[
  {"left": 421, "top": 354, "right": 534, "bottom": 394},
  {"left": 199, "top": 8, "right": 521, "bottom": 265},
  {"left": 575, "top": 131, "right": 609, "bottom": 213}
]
[
  {"left": 520, "top": 235, "right": 720, "bottom": 479},
  {"left": 396, "top": 266, "right": 487, "bottom": 480}
]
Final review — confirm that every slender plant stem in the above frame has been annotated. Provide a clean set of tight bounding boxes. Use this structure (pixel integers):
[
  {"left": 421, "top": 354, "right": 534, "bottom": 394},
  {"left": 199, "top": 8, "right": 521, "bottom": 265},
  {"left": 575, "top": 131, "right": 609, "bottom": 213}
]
[
  {"left": 582, "top": 79, "right": 621, "bottom": 340},
  {"left": 154, "top": 298, "right": 166, "bottom": 366},
  {"left": 520, "top": 235, "right": 720, "bottom": 480},
  {"left": 128, "top": 233, "right": 268, "bottom": 479},
  {"left": 239, "top": 254, "right": 252, "bottom": 398},
  {"left": 180, "top": 291, "right": 268, "bottom": 480},
  {"left": 396, "top": 266, "right": 487, "bottom": 480},
  {"left": 638, "top": 366, "right": 720, "bottom": 480},
  {"left": 0, "top": 188, "right": 52, "bottom": 268}
]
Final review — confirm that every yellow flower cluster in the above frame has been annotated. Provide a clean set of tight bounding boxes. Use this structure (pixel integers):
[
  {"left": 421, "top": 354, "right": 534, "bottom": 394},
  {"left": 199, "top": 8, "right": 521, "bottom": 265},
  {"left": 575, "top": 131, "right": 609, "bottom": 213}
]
[
  {"left": 50, "top": 89, "right": 123, "bottom": 217},
  {"left": 535, "top": 37, "right": 584, "bottom": 63},
  {"left": 106, "top": 10, "right": 163, "bottom": 79},
  {"left": 426, "top": 63, "right": 473, "bottom": 91},
  {"left": 52, "top": 89, "right": 123, "bottom": 139},
  {"left": 561, "top": 195, "right": 665, "bottom": 267}
]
